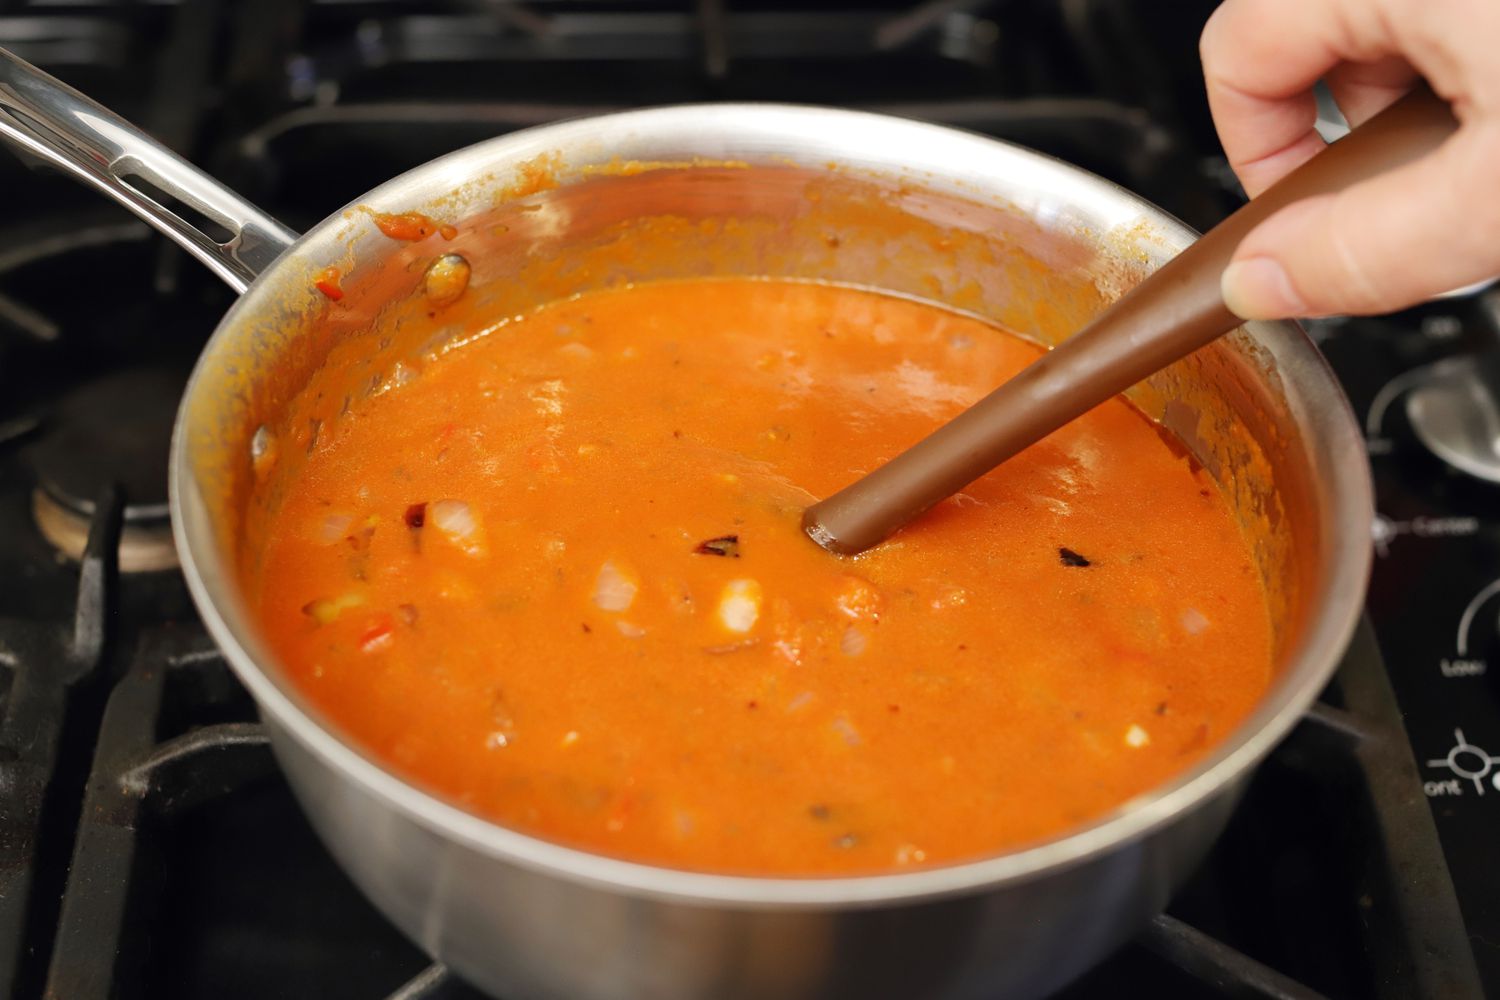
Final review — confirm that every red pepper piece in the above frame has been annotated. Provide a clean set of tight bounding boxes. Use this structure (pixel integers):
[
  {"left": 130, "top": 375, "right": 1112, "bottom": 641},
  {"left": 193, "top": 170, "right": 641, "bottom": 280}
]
[
  {"left": 359, "top": 614, "right": 396, "bottom": 653},
  {"left": 374, "top": 212, "right": 437, "bottom": 241},
  {"left": 313, "top": 266, "right": 344, "bottom": 301}
]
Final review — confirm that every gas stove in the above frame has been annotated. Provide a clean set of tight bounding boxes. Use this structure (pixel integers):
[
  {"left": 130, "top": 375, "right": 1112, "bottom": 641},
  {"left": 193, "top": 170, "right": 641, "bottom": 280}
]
[{"left": 0, "top": 2, "right": 1493, "bottom": 998}]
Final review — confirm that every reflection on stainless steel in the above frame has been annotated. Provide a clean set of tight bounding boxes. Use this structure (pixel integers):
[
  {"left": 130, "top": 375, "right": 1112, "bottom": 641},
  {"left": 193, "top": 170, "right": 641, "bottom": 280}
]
[
  {"left": 1407, "top": 292, "right": 1500, "bottom": 483},
  {"left": 1407, "top": 356, "right": 1500, "bottom": 483},
  {"left": 0, "top": 49, "right": 294, "bottom": 291}
]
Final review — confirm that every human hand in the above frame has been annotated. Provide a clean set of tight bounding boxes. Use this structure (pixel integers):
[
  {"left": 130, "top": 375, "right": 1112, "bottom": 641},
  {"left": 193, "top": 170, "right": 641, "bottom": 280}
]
[{"left": 1200, "top": 0, "right": 1500, "bottom": 319}]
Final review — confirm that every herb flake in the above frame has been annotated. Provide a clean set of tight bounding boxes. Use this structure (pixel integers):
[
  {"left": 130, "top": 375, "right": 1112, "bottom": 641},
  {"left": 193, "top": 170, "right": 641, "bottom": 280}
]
[
  {"left": 1059, "top": 547, "right": 1091, "bottom": 567},
  {"left": 694, "top": 534, "right": 740, "bottom": 558}
]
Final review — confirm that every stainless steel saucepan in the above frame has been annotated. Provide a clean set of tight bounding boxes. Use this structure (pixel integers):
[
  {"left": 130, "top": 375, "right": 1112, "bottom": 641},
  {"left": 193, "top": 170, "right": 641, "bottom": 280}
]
[{"left": 0, "top": 48, "right": 1372, "bottom": 1000}]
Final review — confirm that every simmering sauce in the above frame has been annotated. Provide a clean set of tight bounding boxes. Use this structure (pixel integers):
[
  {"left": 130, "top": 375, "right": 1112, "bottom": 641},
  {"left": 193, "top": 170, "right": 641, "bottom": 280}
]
[{"left": 253, "top": 278, "right": 1273, "bottom": 875}]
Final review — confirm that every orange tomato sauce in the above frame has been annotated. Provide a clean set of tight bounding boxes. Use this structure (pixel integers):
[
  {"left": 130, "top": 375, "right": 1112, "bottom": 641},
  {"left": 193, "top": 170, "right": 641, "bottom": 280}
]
[{"left": 252, "top": 278, "right": 1272, "bottom": 875}]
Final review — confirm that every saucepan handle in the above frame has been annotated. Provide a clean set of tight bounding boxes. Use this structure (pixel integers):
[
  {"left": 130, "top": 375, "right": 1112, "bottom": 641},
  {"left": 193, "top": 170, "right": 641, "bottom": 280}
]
[{"left": 0, "top": 47, "right": 297, "bottom": 293}]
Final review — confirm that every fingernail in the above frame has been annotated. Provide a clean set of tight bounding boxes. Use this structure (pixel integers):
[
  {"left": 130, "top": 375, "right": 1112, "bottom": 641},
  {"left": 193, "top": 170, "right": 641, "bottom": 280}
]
[{"left": 1221, "top": 257, "right": 1308, "bottom": 320}]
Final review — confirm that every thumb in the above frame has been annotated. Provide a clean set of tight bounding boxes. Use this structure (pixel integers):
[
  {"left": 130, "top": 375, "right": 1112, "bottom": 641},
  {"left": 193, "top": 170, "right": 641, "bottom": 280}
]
[{"left": 1220, "top": 125, "right": 1500, "bottom": 319}]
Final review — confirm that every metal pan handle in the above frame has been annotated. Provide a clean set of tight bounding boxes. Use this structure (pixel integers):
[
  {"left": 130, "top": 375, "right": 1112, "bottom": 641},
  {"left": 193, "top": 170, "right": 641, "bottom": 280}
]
[{"left": 0, "top": 47, "right": 297, "bottom": 293}]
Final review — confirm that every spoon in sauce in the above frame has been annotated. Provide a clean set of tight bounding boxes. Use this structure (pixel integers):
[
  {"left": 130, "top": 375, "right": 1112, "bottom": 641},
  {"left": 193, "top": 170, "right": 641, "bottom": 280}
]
[{"left": 803, "top": 86, "right": 1459, "bottom": 556}]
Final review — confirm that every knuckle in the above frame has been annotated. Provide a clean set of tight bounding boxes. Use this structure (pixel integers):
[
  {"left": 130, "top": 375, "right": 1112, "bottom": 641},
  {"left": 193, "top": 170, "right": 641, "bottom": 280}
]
[
  {"left": 1326, "top": 228, "right": 1387, "bottom": 313},
  {"left": 1462, "top": 129, "right": 1500, "bottom": 225}
]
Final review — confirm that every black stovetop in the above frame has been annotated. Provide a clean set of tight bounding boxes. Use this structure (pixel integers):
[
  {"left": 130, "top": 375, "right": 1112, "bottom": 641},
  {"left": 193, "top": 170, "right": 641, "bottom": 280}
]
[{"left": 0, "top": 3, "right": 1494, "bottom": 998}]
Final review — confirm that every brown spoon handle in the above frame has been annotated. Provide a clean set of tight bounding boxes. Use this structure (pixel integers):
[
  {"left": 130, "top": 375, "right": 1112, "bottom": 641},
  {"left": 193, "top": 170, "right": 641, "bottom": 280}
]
[{"left": 803, "top": 86, "right": 1458, "bottom": 556}]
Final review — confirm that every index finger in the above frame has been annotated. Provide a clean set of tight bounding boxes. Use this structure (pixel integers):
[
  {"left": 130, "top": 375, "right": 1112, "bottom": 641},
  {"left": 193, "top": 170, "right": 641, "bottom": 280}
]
[{"left": 1200, "top": 0, "right": 1401, "bottom": 195}]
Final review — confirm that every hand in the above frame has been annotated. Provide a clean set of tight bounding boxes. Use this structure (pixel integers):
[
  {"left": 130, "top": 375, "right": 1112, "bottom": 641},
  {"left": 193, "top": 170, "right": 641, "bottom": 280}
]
[{"left": 1200, "top": 0, "right": 1500, "bottom": 319}]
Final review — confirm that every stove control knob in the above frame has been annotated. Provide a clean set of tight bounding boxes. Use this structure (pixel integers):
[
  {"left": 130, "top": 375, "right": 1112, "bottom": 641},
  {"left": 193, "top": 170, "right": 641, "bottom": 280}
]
[{"left": 1407, "top": 290, "right": 1500, "bottom": 482}]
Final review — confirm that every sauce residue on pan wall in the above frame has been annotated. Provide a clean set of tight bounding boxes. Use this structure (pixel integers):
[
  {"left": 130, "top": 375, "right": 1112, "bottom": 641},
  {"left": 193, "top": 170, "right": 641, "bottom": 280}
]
[
  {"left": 248, "top": 277, "right": 1273, "bottom": 876},
  {"left": 228, "top": 162, "right": 1127, "bottom": 586}
]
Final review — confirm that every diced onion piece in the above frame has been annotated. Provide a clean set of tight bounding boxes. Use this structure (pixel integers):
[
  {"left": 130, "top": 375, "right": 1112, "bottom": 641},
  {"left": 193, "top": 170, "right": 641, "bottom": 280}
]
[
  {"left": 430, "top": 499, "right": 481, "bottom": 554},
  {"left": 716, "top": 578, "right": 762, "bottom": 633},
  {"left": 317, "top": 513, "right": 354, "bottom": 544},
  {"left": 834, "top": 575, "right": 882, "bottom": 620},
  {"left": 673, "top": 809, "right": 695, "bottom": 836},
  {"left": 1125, "top": 724, "right": 1151, "bottom": 748},
  {"left": 616, "top": 621, "right": 646, "bottom": 638},
  {"left": 840, "top": 625, "right": 867, "bottom": 657},
  {"left": 593, "top": 561, "right": 639, "bottom": 612},
  {"left": 1181, "top": 607, "right": 1210, "bottom": 635},
  {"left": 773, "top": 639, "right": 803, "bottom": 667},
  {"left": 831, "top": 715, "right": 862, "bottom": 746}
]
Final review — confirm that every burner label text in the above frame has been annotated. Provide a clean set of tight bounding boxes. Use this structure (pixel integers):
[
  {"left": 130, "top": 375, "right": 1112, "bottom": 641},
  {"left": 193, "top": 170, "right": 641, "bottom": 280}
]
[{"left": 1440, "top": 657, "right": 1487, "bottom": 677}]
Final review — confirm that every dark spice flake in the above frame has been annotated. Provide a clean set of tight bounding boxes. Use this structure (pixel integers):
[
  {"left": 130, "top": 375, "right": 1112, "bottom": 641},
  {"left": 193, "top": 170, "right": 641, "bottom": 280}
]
[
  {"left": 694, "top": 534, "right": 740, "bottom": 558},
  {"left": 1059, "top": 547, "right": 1091, "bottom": 567},
  {"left": 404, "top": 502, "right": 428, "bottom": 528}
]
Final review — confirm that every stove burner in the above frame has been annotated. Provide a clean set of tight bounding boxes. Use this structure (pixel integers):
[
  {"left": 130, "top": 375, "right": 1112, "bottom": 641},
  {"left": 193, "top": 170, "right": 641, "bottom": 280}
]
[{"left": 25, "top": 367, "right": 182, "bottom": 572}]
